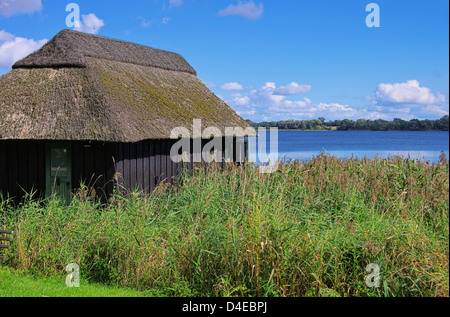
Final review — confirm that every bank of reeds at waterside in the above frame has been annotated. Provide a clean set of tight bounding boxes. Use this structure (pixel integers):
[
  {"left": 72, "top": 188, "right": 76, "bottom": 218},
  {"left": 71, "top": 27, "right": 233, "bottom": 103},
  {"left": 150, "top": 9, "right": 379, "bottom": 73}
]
[{"left": 1, "top": 153, "right": 448, "bottom": 297}]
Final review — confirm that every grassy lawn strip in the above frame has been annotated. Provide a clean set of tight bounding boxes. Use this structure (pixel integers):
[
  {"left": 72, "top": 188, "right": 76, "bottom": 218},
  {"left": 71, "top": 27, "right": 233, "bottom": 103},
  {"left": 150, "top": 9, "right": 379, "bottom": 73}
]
[{"left": 0, "top": 268, "right": 151, "bottom": 297}]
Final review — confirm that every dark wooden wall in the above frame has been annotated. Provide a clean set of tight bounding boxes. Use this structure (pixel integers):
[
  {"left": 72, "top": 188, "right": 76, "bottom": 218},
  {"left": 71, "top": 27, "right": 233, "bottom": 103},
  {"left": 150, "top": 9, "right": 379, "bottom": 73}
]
[
  {"left": 113, "top": 138, "right": 240, "bottom": 194},
  {"left": 72, "top": 141, "right": 116, "bottom": 202},
  {"left": 115, "top": 139, "right": 181, "bottom": 194},
  {"left": 0, "top": 137, "right": 245, "bottom": 205},
  {"left": 0, "top": 140, "right": 46, "bottom": 203}
]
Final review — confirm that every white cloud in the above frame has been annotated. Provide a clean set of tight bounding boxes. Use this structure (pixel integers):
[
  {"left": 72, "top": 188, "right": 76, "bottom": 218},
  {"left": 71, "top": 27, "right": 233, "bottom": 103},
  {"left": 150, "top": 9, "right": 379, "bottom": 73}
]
[
  {"left": 220, "top": 82, "right": 244, "bottom": 90},
  {"left": 0, "top": 30, "right": 14, "bottom": 42},
  {"left": 370, "top": 80, "right": 449, "bottom": 119},
  {"left": 422, "top": 105, "right": 449, "bottom": 117},
  {"left": 258, "top": 82, "right": 286, "bottom": 105},
  {"left": 226, "top": 82, "right": 280, "bottom": 108},
  {"left": 310, "top": 103, "right": 358, "bottom": 115},
  {"left": 220, "top": 79, "right": 449, "bottom": 121},
  {"left": 236, "top": 110, "right": 256, "bottom": 117},
  {"left": 364, "top": 112, "right": 388, "bottom": 120},
  {"left": 0, "top": 0, "right": 42, "bottom": 17},
  {"left": 375, "top": 80, "right": 446, "bottom": 105},
  {"left": 231, "top": 94, "right": 250, "bottom": 106},
  {"left": 162, "top": 17, "right": 171, "bottom": 24},
  {"left": 274, "top": 82, "right": 312, "bottom": 95},
  {"left": 218, "top": 1, "right": 264, "bottom": 20},
  {"left": 0, "top": 30, "right": 47, "bottom": 68},
  {"left": 74, "top": 14, "right": 105, "bottom": 35},
  {"left": 281, "top": 98, "right": 313, "bottom": 110},
  {"left": 221, "top": 81, "right": 385, "bottom": 121},
  {"left": 272, "top": 100, "right": 361, "bottom": 121},
  {"left": 277, "top": 102, "right": 366, "bottom": 121},
  {"left": 169, "top": 0, "right": 184, "bottom": 8},
  {"left": 224, "top": 81, "right": 316, "bottom": 120},
  {"left": 251, "top": 82, "right": 311, "bottom": 107}
]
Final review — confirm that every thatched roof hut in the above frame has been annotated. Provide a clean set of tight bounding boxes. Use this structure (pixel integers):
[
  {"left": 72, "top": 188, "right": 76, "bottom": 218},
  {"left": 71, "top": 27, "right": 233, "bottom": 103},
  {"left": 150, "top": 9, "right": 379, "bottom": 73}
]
[
  {"left": 0, "top": 29, "right": 253, "bottom": 142},
  {"left": 0, "top": 30, "right": 253, "bottom": 204}
]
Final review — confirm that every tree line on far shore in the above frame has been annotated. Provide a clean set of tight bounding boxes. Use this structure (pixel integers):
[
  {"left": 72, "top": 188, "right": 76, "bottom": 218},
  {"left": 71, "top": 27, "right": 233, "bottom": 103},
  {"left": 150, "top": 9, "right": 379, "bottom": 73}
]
[{"left": 247, "top": 115, "right": 449, "bottom": 131}]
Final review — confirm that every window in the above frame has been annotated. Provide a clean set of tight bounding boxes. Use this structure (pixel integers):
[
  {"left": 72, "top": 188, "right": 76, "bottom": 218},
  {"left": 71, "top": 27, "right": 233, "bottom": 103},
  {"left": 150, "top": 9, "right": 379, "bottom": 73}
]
[{"left": 50, "top": 148, "right": 68, "bottom": 176}]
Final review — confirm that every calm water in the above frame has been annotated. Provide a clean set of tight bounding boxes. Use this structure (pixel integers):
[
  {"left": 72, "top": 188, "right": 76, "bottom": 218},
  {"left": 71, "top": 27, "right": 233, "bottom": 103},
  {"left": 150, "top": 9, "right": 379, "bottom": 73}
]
[{"left": 248, "top": 131, "right": 449, "bottom": 163}]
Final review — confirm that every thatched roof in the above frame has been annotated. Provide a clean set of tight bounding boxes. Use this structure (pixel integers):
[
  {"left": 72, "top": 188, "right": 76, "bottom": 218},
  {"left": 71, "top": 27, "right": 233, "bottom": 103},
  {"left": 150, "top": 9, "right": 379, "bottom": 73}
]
[
  {"left": 13, "top": 29, "right": 197, "bottom": 75},
  {"left": 0, "top": 30, "right": 255, "bottom": 142}
]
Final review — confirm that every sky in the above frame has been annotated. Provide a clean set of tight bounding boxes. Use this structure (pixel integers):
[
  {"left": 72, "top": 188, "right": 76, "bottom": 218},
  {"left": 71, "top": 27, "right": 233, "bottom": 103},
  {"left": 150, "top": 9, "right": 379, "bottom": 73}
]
[{"left": 0, "top": 0, "right": 448, "bottom": 122}]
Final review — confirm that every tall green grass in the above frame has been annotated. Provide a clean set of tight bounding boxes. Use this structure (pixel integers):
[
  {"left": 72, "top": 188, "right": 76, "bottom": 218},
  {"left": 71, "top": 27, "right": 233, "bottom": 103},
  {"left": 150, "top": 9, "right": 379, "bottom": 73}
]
[{"left": 1, "top": 153, "right": 448, "bottom": 297}]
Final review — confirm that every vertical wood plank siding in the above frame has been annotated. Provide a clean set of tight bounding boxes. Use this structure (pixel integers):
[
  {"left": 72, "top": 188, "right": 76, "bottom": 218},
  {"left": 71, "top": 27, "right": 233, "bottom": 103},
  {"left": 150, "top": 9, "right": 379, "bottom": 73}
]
[
  {"left": 114, "top": 139, "right": 182, "bottom": 194},
  {"left": 72, "top": 142, "right": 116, "bottom": 202},
  {"left": 0, "top": 137, "right": 242, "bottom": 204},
  {"left": 0, "top": 140, "right": 46, "bottom": 203},
  {"left": 0, "top": 140, "right": 116, "bottom": 204}
]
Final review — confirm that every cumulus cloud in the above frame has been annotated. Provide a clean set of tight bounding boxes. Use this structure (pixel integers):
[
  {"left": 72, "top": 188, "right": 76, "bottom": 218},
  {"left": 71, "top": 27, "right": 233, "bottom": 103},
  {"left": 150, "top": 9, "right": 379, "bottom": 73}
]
[
  {"left": 217, "top": 79, "right": 449, "bottom": 121},
  {"left": 371, "top": 80, "right": 449, "bottom": 119},
  {"left": 226, "top": 82, "right": 310, "bottom": 110},
  {"left": 74, "top": 13, "right": 105, "bottom": 35},
  {"left": 224, "top": 81, "right": 319, "bottom": 120},
  {"left": 0, "top": 0, "right": 42, "bottom": 17},
  {"left": 236, "top": 109, "right": 256, "bottom": 117},
  {"left": 281, "top": 98, "right": 313, "bottom": 110},
  {"left": 0, "top": 30, "right": 47, "bottom": 68},
  {"left": 375, "top": 80, "right": 446, "bottom": 105},
  {"left": 256, "top": 82, "right": 311, "bottom": 105},
  {"left": 265, "top": 100, "right": 361, "bottom": 120},
  {"left": 221, "top": 81, "right": 388, "bottom": 121},
  {"left": 220, "top": 82, "right": 244, "bottom": 91},
  {"left": 307, "top": 103, "right": 358, "bottom": 117},
  {"left": 231, "top": 94, "right": 250, "bottom": 106},
  {"left": 274, "top": 82, "right": 312, "bottom": 95},
  {"left": 0, "top": 30, "right": 14, "bottom": 42},
  {"left": 218, "top": 1, "right": 264, "bottom": 20}
]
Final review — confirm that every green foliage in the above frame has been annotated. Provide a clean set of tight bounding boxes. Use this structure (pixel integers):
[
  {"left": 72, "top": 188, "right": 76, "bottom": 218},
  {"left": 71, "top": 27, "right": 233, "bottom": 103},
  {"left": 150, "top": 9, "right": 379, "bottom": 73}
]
[
  {"left": 1, "top": 154, "right": 448, "bottom": 297},
  {"left": 247, "top": 115, "right": 450, "bottom": 131}
]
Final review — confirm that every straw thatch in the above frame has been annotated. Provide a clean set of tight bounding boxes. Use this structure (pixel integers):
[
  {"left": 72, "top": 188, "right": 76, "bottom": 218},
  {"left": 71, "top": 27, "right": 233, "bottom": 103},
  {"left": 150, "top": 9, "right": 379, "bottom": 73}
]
[
  {"left": 0, "top": 30, "right": 254, "bottom": 142},
  {"left": 13, "top": 29, "right": 197, "bottom": 75}
]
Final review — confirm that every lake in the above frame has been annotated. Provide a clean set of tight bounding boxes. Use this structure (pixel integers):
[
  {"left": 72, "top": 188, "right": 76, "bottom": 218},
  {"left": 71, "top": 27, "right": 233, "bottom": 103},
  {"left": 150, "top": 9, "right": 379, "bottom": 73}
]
[{"left": 248, "top": 131, "right": 449, "bottom": 164}]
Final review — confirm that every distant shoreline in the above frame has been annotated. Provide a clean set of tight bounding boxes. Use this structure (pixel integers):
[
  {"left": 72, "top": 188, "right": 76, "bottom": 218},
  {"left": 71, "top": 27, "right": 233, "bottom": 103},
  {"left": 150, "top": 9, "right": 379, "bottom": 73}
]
[
  {"left": 269, "top": 129, "right": 449, "bottom": 132},
  {"left": 246, "top": 116, "right": 449, "bottom": 132}
]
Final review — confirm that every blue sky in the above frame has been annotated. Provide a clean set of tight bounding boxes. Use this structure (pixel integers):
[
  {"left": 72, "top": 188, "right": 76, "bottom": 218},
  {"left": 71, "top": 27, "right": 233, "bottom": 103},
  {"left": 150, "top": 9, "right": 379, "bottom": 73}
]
[{"left": 0, "top": 0, "right": 448, "bottom": 122}]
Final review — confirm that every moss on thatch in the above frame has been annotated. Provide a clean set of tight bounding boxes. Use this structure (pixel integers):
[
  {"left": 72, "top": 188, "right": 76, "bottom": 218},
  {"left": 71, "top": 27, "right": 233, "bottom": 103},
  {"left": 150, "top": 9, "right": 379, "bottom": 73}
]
[
  {"left": 0, "top": 30, "right": 255, "bottom": 142},
  {"left": 0, "top": 67, "right": 123, "bottom": 141}
]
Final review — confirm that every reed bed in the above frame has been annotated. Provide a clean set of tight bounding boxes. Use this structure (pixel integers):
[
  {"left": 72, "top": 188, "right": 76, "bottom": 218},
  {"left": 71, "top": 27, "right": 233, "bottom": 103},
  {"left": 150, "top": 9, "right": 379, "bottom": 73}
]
[{"left": 1, "top": 153, "right": 448, "bottom": 297}]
